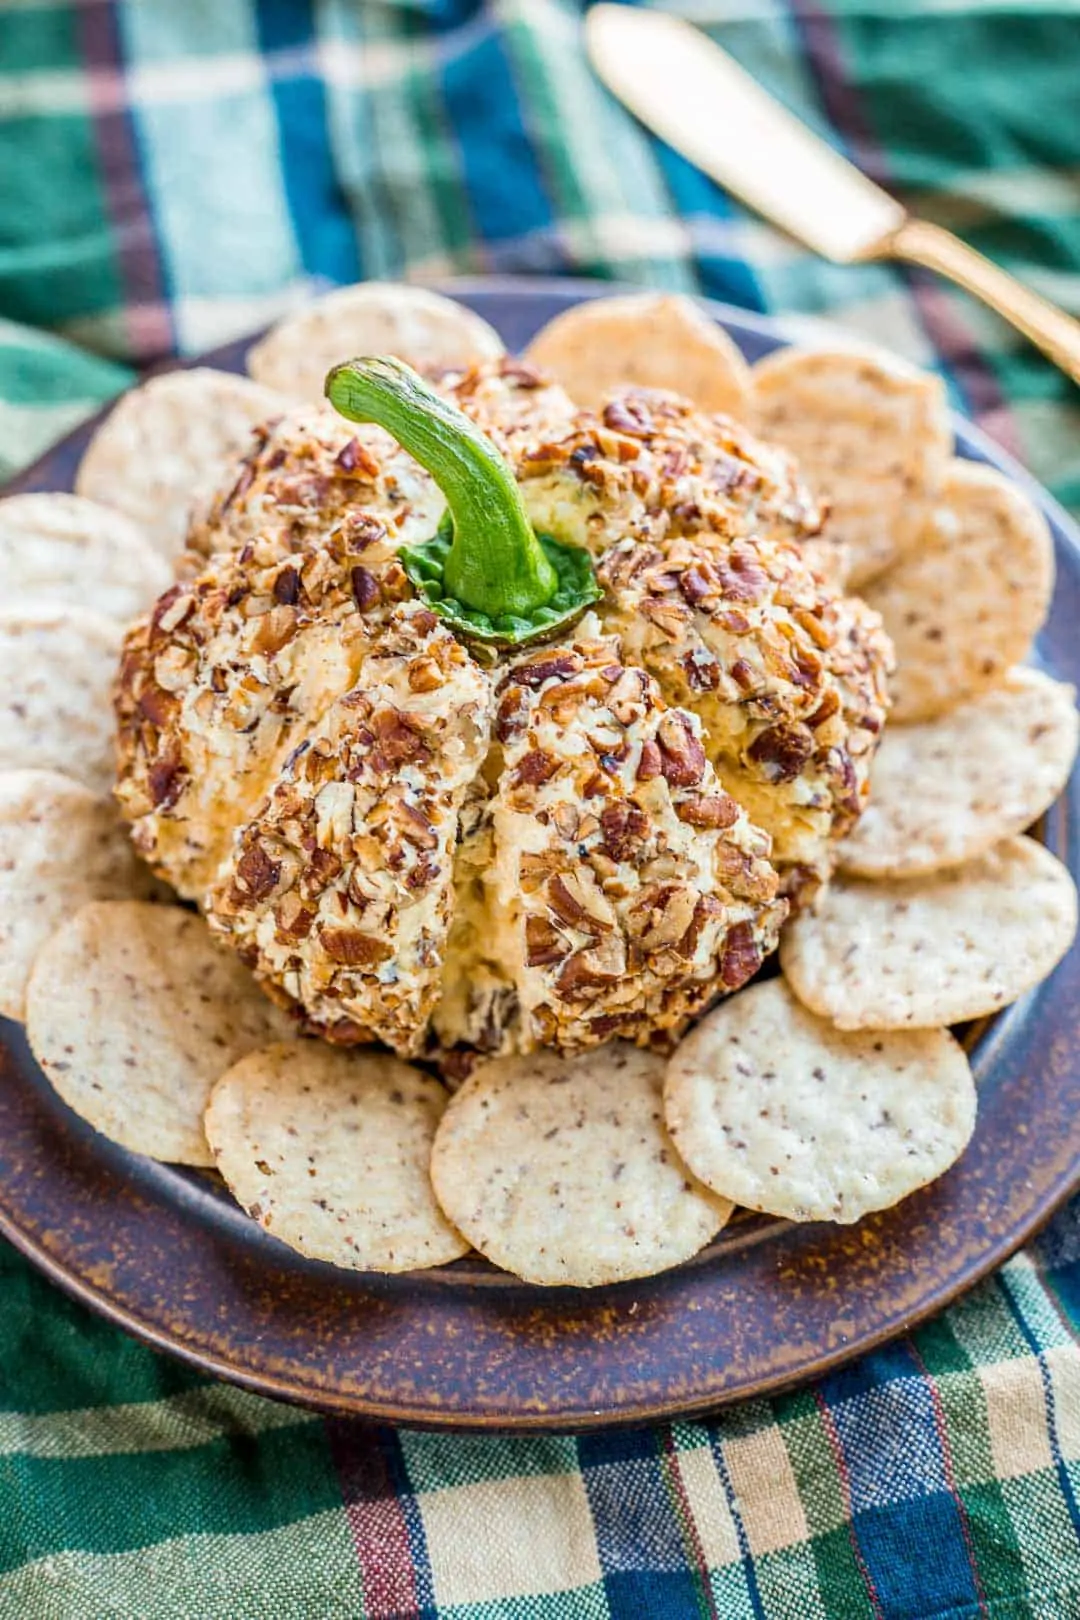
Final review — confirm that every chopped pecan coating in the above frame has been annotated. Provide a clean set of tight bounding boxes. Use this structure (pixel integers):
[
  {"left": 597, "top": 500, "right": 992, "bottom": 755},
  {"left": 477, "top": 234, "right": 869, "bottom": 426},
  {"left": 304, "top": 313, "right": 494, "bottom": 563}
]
[
  {"left": 209, "top": 603, "right": 493, "bottom": 1052},
  {"left": 432, "top": 629, "right": 787, "bottom": 1056},
  {"left": 441, "top": 364, "right": 890, "bottom": 890},
  {"left": 468, "top": 378, "right": 826, "bottom": 559},
  {"left": 114, "top": 518, "right": 413, "bottom": 898},
  {"left": 598, "top": 530, "right": 892, "bottom": 883},
  {"left": 187, "top": 403, "right": 444, "bottom": 564},
  {"left": 115, "top": 357, "right": 892, "bottom": 1061},
  {"left": 434, "top": 357, "right": 579, "bottom": 459}
]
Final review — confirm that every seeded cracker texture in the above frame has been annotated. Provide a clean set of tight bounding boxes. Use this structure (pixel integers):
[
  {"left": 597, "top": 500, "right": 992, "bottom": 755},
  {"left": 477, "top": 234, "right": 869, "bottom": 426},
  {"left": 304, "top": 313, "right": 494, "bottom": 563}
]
[
  {"left": 523, "top": 291, "right": 753, "bottom": 418},
  {"left": 26, "top": 901, "right": 295, "bottom": 1166},
  {"left": 752, "top": 347, "right": 953, "bottom": 589},
  {"left": 0, "top": 770, "right": 162, "bottom": 1021},
  {"left": 863, "top": 459, "right": 1054, "bottom": 724},
  {"left": 838, "top": 668, "right": 1079, "bottom": 879},
  {"left": 0, "top": 492, "right": 170, "bottom": 623},
  {"left": 76, "top": 368, "right": 290, "bottom": 561},
  {"left": 246, "top": 282, "right": 505, "bottom": 403},
  {"left": 430, "top": 1043, "right": 732, "bottom": 1286},
  {"left": 0, "top": 606, "right": 122, "bottom": 796},
  {"left": 663, "top": 979, "right": 976, "bottom": 1224},
  {"left": 206, "top": 1043, "right": 468, "bottom": 1271},
  {"left": 781, "top": 836, "right": 1078, "bottom": 1031},
  {"left": 116, "top": 358, "right": 893, "bottom": 1062}
]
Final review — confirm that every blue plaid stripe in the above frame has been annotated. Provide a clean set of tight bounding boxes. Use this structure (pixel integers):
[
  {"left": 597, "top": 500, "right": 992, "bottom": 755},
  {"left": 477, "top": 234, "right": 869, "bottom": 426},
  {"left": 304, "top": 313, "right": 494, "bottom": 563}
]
[{"left": 255, "top": 0, "right": 362, "bottom": 288}]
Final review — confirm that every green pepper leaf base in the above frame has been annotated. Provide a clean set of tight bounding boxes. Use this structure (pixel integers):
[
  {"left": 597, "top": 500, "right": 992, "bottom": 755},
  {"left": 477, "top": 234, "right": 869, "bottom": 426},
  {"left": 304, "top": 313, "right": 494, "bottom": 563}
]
[{"left": 400, "top": 517, "right": 603, "bottom": 650}]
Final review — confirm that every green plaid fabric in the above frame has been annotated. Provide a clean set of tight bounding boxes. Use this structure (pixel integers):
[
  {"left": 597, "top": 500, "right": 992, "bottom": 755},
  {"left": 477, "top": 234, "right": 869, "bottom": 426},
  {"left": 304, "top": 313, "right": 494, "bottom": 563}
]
[{"left": 2, "top": 3, "right": 1080, "bottom": 1616}]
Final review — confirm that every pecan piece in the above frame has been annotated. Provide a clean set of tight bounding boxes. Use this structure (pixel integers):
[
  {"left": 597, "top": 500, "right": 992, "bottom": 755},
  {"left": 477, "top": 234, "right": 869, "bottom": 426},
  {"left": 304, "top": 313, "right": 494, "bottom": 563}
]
[
  {"left": 547, "top": 872, "right": 614, "bottom": 934},
  {"left": 747, "top": 723, "right": 814, "bottom": 783},
  {"left": 275, "top": 891, "right": 315, "bottom": 940},
  {"left": 636, "top": 740, "right": 662, "bottom": 782},
  {"left": 680, "top": 651, "right": 720, "bottom": 692},
  {"left": 336, "top": 437, "right": 380, "bottom": 477},
  {"left": 525, "top": 915, "right": 569, "bottom": 968},
  {"left": 512, "top": 652, "right": 584, "bottom": 689},
  {"left": 273, "top": 565, "right": 301, "bottom": 605},
  {"left": 676, "top": 792, "right": 740, "bottom": 830},
  {"left": 234, "top": 841, "right": 284, "bottom": 902},
  {"left": 511, "top": 749, "right": 559, "bottom": 789},
  {"left": 137, "top": 681, "right": 179, "bottom": 728},
  {"left": 394, "top": 800, "right": 439, "bottom": 850},
  {"left": 556, "top": 935, "right": 626, "bottom": 997},
  {"left": 676, "top": 894, "right": 723, "bottom": 959},
  {"left": 602, "top": 397, "right": 654, "bottom": 438},
  {"left": 631, "top": 883, "right": 698, "bottom": 954},
  {"left": 678, "top": 564, "right": 715, "bottom": 606},
  {"left": 147, "top": 749, "right": 186, "bottom": 810},
  {"left": 407, "top": 657, "right": 443, "bottom": 694},
  {"left": 714, "top": 842, "right": 778, "bottom": 903},
  {"left": 599, "top": 802, "right": 649, "bottom": 862},
  {"left": 342, "top": 512, "right": 386, "bottom": 550},
  {"left": 251, "top": 605, "right": 298, "bottom": 655},
  {"left": 718, "top": 921, "right": 762, "bottom": 989},
  {"left": 806, "top": 688, "right": 841, "bottom": 728},
  {"left": 318, "top": 926, "right": 390, "bottom": 967},
  {"left": 495, "top": 687, "right": 529, "bottom": 743},
  {"left": 369, "top": 708, "right": 431, "bottom": 770},
  {"left": 714, "top": 553, "right": 768, "bottom": 602},
  {"left": 605, "top": 667, "right": 649, "bottom": 724},
  {"left": 656, "top": 713, "right": 706, "bottom": 787},
  {"left": 351, "top": 566, "right": 381, "bottom": 612}
]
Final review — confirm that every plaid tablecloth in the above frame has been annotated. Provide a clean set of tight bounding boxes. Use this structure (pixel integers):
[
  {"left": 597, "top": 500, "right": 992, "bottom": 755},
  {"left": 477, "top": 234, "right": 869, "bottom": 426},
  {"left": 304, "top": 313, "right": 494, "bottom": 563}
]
[{"left": 2, "top": 4, "right": 1080, "bottom": 1617}]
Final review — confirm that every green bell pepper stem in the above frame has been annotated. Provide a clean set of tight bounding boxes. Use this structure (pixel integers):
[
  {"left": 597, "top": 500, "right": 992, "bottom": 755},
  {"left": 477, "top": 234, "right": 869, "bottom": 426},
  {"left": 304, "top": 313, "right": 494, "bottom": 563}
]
[{"left": 325, "top": 356, "right": 559, "bottom": 621}]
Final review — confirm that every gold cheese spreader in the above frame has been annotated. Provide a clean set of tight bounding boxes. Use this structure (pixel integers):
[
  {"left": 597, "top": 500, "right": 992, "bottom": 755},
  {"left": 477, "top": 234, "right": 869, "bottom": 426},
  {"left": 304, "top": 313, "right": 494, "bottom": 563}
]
[{"left": 585, "top": 4, "right": 1080, "bottom": 387}]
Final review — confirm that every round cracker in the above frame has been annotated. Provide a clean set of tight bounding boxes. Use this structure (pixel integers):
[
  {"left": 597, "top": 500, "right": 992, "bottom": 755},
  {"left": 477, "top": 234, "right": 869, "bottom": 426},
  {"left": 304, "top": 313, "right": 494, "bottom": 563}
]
[
  {"left": 206, "top": 1044, "right": 467, "bottom": 1273},
  {"left": 76, "top": 368, "right": 287, "bottom": 559},
  {"left": 430, "top": 1043, "right": 731, "bottom": 1287},
  {"left": 781, "top": 836, "right": 1077, "bottom": 1031},
  {"left": 0, "top": 770, "right": 162, "bottom": 1021},
  {"left": 665, "top": 979, "right": 976, "bottom": 1223},
  {"left": 26, "top": 901, "right": 295, "bottom": 1165},
  {"left": 0, "top": 607, "right": 122, "bottom": 796},
  {"left": 752, "top": 346, "right": 952, "bottom": 587},
  {"left": 524, "top": 291, "right": 753, "bottom": 416},
  {"left": 0, "top": 493, "right": 170, "bottom": 623},
  {"left": 247, "top": 283, "right": 505, "bottom": 402},
  {"left": 862, "top": 460, "right": 1055, "bottom": 723},
  {"left": 840, "top": 668, "right": 1078, "bottom": 879}
]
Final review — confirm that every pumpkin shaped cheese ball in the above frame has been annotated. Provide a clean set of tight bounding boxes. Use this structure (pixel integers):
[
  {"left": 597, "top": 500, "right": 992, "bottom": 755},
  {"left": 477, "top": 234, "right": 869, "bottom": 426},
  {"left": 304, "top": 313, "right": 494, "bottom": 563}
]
[{"left": 115, "top": 356, "right": 891, "bottom": 1064}]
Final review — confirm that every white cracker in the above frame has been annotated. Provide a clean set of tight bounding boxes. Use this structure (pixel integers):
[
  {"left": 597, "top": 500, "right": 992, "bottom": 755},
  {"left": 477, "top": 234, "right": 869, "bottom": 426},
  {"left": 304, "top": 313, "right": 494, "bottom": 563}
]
[
  {"left": 863, "top": 460, "right": 1055, "bottom": 723},
  {"left": 0, "top": 770, "right": 162, "bottom": 1021},
  {"left": 430, "top": 1043, "right": 731, "bottom": 1287},
  {"left": 0, "top": 493, "right": 169, "bottom": 623},
  {"left": 752, "top": 345, "right": 952, "bottom": 587},
  {"left": 26, "top": 901, "right": 295, "bottom": 1165},
  {"left": 665, "top": 979, "right": 976, "bottom": 1223},
  {"left": 839, "top": 668, "right": 1078, "bottom": 878},
  {"left": 525, "top": 291, "right": 753, "bottom": 416},
  {"left": 206, "top": 1044, "right": 467, "bottom": 1272},
  {"left": 76, "top": 368, "right": 287, "bottom": 559},
  {"left": 0, "top": 607, "right": 122, "bottom": 796},
  {"left": 247, "top": 282, "right": 505, "bottom": 401},
  {"left": 781, "top": 836, "right": 1077, "bottom": 1030}
]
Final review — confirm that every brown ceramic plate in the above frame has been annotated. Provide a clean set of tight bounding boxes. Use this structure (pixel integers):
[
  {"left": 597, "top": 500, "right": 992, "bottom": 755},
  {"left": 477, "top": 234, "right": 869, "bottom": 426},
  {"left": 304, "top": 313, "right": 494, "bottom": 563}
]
[{"left": 1, "top": 279, "right": 1078, "bottom": 1431}]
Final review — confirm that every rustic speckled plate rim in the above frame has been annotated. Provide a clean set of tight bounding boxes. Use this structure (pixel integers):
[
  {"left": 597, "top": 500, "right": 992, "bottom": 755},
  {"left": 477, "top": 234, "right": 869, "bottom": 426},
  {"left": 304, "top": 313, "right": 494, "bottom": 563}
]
[{"left": 0, "top": 275, "right": 1077, "bottom": 1432}]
